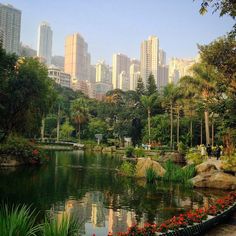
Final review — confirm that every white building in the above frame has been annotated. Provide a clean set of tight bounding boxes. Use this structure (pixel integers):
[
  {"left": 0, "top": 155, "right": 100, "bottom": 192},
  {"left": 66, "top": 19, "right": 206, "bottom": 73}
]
[
  {"left": 96, "top": 60, "right": 112, "bottom": 84},
  {"left": 140, "top": 36, "right": 159, "bottom": 86},
  {"left": 0, "top": 3, "right": 21, "bottom": 54},
  {"left": 112, "top": 53, "right": 130, "bottom": 89},
  {"left": 119, "top": 71, "right": 130, "bottom": 91},
  {"left": 129, "top": 59, "right": 140, "bottom": 90},
  {"left": 168, "top": 57, "right": 196, "bottom": 84},
  {"left": 37, "top": 22, "right": 53, "bottom": 65},
  {"left": 157, "top": 65, "right": 169, "bottom": 89},
  {"left": 48, "top": 66, "right": 71, "bottom": 88}
]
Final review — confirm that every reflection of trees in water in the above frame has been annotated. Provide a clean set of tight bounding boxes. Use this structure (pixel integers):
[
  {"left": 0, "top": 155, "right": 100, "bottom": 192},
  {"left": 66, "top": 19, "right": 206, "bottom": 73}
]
[{"left": 0, "top": 151, "right": 227, "bottom": 229}]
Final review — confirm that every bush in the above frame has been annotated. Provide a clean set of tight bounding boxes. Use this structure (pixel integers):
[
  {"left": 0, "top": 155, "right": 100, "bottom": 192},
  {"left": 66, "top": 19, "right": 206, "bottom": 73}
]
[
  {"left": 221, "top": 154, "right": 236, "bottom": 172},
  {"left": 0, "top": 135, "right": 47, "bottom": 164},
  {"left": 125, "top": 146, "right": 135, "bottom": 158},
  {"left": 177, "top": 142, "right": 188, "bottom": 155},
  {"left": 120, "top": 161, "right": 136, "bottom": 176},
  {"left": 145, "top": 168, "right": 157, "bottom": 183},
  {"left": 134, "top": 148, "right": 145, "bottom": 157},
  {"left": 186, "top": 150, "right": 206, "bottom": 165}
]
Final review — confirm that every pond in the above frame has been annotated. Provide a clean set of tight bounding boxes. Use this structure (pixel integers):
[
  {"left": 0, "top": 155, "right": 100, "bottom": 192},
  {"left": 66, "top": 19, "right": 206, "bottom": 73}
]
[{"left": 0, "top": 150, "right": 228, "bottom": 235}]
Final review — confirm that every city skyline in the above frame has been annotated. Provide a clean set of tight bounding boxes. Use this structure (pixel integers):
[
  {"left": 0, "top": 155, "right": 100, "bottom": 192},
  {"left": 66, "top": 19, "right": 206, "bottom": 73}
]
[{"left": 3, "top": 0, "right": 234, "bottom": 64}]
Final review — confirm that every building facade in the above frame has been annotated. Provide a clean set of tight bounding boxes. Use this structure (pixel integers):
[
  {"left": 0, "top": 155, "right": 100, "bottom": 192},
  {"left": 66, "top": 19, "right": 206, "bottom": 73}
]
[
  {"left": 0, "top": 3, "right": 21, "bottom": 54},
  {"left": 140, "top": 36, "right": 159, "bottom": 86},
  {"left": 96, "top": 60, "right": 112, "bottom": 85},
  {"left": 112, "top": 53, "right": 130, "bottom": 89},
  {"left": 48, "top": 66, "right": 71, "bottom": 88},
  {"left": 64, "top": 33, "right": 91, "bottom": 84},
  {"left": 129, "top": 59, "right": 140, "bottom": 90},
  {"left": 37, "top": 22, "right": 53, "bottom": 65}
]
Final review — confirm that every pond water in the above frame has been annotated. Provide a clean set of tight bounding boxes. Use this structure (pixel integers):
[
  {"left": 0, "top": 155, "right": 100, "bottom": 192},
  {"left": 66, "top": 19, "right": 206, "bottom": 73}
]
[{"left": 0, "top": 151, "right": 228, "bottom": 235}]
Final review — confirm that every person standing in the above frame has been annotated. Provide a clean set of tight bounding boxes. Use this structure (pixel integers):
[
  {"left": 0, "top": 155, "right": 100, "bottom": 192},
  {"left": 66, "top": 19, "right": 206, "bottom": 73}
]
[
  {"left": 215, "top": 145, "right": 221, "bottom": 160},
  {"left": 206, "top": 144, "right": 212, "bottom": 158}
]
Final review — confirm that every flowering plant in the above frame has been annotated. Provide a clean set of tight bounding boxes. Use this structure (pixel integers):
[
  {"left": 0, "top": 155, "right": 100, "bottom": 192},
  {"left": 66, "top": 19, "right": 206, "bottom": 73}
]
[{"left": 109, "top": 192, "right": 236, "bottom": 236}]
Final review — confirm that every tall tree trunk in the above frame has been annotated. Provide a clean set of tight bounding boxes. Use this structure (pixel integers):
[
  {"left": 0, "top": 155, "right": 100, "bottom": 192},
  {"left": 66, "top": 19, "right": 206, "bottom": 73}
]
[
  {"left": 190, "top": 112, "right": 193, "bottom": 147},
  {"left": 200, "top": 119, "right": 203, "bottom": 145},
  {"left": 56, "top": 104, "right": 60, "bottom": 142},
  {"left": 204, "top": 110, "right": 210, "bottom": 145},
  {"left": 170, "top": 103, "right": 173, "bottom": 149},
  {"left": 177, "top": 106, "right": 180, "bottom": 147},
  {"left": 78, "top": 123, "right": 81, "bottom": 144},
  {"left": 211, "top": 120, "right": 214, "bottom": 146},
  {"left": 148, "top": 108, "right": 151, "bottom": 145},
  {"left": 41, "top": 117, "right": 45, "bottom": 142}
]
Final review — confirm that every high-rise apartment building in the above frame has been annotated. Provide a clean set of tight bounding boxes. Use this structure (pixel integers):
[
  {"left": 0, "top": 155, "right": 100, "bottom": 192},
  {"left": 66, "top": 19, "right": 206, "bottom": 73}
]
[
  {"left": 159, "top": 49, "right": 166, "bottom": 65},
  {"left": 140, "top": 36, "right": 159, "bottom": 86},
  {"left": 0, "top": 3, "right": 21, "bottom": 54},
  {"left": 157, "top": 65, "right": 169, "bottom": 89},
  {"left": 37, "top": 22, "right": 52, "bottom": 65},
  {"left": 64, "top": 33, "right": 91, "bottom": 84},
  {"left": 112, "top": 53, "right": 130, "bottom": 89},
  {"left": 130, "top": 59, "right": 140, "bottom": 90},
  {"left": 96, "top": 60, "right": 112, "bottom": 84},
  {"left": 168, "top": 57, "right": 196, "bottom": 84},
  {"left": 0, "top": 27, "right": 4, "bottom": 48}
]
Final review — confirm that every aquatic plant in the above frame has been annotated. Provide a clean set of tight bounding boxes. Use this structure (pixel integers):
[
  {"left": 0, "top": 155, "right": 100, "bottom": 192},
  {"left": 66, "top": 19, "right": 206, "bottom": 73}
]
[
  {"left": 0, "top": 204, "right": 40, "bottom": 236},
  {"left": 119, "top": 161, "right": 136, "bottom": 176},
  {"left": 145, "top": 167, "right": 157, "bottom": 183}
]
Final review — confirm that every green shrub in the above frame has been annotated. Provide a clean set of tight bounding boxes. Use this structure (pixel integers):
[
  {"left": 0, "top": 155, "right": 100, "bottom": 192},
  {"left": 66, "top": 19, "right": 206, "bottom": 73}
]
[
  {"left": 177, "top": 142, "right": 188, "bottom": 155},
  {"left": 125, "top": 146, "right": 135, "bottom": 157},
  {"left": 186, "top": 150, "right": 206, "bottom": 165},
  {"left": 0, "top": 135, "right": 47, "bottom": 164},
  {"left": 221, "top": 154, "right": 236, "bottom": 172},
  {"left": 120, "top": 161, "right": 136, "bottom": 176},
  {"left": 41, "top": 214, "right": 80, "bottom": 236},
  {"left": 0, "top": 204, "right": 40, "bottom": 236},
  {"left": 134, "top": 148, "right": 145, "bottom": 157},
  {"left": 145, "top": 168, "right": 157, "bottom": 183}
]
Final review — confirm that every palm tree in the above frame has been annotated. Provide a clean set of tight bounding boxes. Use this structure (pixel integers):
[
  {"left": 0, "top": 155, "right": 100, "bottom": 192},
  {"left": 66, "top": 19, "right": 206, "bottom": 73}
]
[
  {"left": 162, "top": 83, "right": 180, "bottom": 149},
  {"left": 141, "top": 94, "right": 156, "bottom": 145},
  {"left": 71, "top": 98, "right": 89, "bottom": 143},
  {"left": 179, "top": 63, "right": 217, "bottom": 145}
]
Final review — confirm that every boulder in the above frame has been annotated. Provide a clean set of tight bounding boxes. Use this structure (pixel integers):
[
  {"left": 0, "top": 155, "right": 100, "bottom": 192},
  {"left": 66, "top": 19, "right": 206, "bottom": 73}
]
[
  {"left": 102, "top": 146, "right": 116, "bottom": 153},
  {"left": 191, "top": 171, "right": 236, "bottom": 190},
  {"left": 195, "top": 162, "right": 217, "bottom": 174},
  {"left": 135, "top": 158, "right": 166, "bottom": 178}
]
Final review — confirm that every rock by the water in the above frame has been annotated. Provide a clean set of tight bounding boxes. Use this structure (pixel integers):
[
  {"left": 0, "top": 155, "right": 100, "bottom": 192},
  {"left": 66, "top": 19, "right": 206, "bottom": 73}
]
[
  {"left": 102, "top": 146, "right": 116, "bottom": 153},
  {"left": 195, "top": 162, "right": 217, "bottom": 174},
  {"left": 191, "top": 171, "right": 236, "bottom": 190},
  {"left": 135, "top": 158, "right": 166, "bottom": 178}
]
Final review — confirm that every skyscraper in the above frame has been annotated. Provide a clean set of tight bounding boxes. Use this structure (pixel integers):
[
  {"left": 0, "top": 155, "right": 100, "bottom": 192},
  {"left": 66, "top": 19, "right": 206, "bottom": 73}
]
[
  {"left": 112, "top": 53, "right": 130, "bottom": 89},
  {"left": 130, "top": 59, "right": 140, "bottom": 90},
  {"left": 0, "top": 3, "right": 21, "bottom": 54},
  {"left": 140, "top": 36, "right": 159, "bottom": 86},
  {"left": 96, "top": 60, "right": 111, "bottom": 84},
  {"left": 64, "top": 33, "right": 91, "bottom": 83},
  {"left": 159, "top": 49, "right": 166, "bottom": 65},
  {"left": 37, "top": 22, "right": 53, "bottom": 65}
]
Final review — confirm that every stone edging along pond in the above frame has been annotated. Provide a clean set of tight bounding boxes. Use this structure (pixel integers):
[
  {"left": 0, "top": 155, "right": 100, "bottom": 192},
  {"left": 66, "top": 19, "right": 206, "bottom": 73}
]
[{"left": 106, "top": 192, "right": 236, "bottom": 236}]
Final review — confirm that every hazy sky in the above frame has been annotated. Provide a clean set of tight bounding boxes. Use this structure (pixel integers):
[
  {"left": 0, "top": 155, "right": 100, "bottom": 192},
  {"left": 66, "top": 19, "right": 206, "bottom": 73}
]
[{"left": 5, "top": 0, "right": 234, "bottom": 64}]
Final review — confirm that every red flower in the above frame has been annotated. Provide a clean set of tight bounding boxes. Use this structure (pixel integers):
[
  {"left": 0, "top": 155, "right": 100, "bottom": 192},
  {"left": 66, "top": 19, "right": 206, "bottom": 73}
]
[{"left": 32, "top": 149, "right": 39, "bottom": 156}]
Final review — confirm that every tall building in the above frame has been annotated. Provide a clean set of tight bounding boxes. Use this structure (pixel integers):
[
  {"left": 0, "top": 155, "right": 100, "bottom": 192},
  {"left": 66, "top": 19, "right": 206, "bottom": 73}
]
[
  {"left": 0, "top": 3, "right": 21, "bottom": 54},
  {"left": 96, "top": 60, "right": 111, "bottom": 84},
  {"left": 159, "top": 49, "right": 166, "bottom": 65},
  {"left": 112, "top": 53, "right": 130, "bottom": 89},
  {"left": 157, "top": 65, "right": 169, "bottom": 89},
  {"left": 90, "top": 65, "right": 96, "bottom": 83},
  {"left": 140, "top": 36, "right": 159, "bottom": 86},
  {"left": 0, "top": 27, "right": 4, "bottom": 48},
  {"left": 129, "top": 59, "right": 140, "bottom": 90},
  {"left": 64, "top": 33, "right": 91, "bottom": 85},
  {"left": 37, "top": 22, "right": 52, "bottom": 65},
  {"left": 168, "top": 57, "right": 196, "bottom": 84}
]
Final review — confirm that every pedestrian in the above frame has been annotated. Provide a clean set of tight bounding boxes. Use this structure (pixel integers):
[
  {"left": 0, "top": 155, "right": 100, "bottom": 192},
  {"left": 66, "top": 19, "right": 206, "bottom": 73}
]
[
  {"left": 215, "top": 145, "right": 221, "bottom": 160},
  {"left": 206, "top": 144, "right": 212, "bottom": 158}
]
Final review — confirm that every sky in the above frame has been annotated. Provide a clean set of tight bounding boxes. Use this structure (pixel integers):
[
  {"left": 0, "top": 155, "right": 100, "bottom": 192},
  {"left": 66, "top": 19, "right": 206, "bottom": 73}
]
[{"left": 4, "top": 0, "right": 234, "bottom": 64}]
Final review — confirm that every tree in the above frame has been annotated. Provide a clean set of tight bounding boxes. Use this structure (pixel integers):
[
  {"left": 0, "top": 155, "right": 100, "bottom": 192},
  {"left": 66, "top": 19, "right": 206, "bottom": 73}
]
[
  {"left": 60, "top": 120, "right": 74, "bottom": 141},
  {"left": 146, "top": 73, "right": 157, "bottom": 96},
  {"left": 197, "top": 0, "right": 236, "bottom": 34},
  {"left": 141, "top": 94, "right": 157, "bottom": 144},
  {"left": 0, "top": 50, "right": 55, "bottom": 140},
  {"left": 88, "top": 118, "right": 108, "bottom": 140},
  {"left": 71, "top": 98, "right": 89, "bottom": 143},
  {"left": 179, "top": 63, "right": 217, "bottom": 145},
  {"left": 162, "top": 83, "right": 180, "bottom": 149},
  {"left": 136, "top": 77, "right": 145, "bottom": 96}
]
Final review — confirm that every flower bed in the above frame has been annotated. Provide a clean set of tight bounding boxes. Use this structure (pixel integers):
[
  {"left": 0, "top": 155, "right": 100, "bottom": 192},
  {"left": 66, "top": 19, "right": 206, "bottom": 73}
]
[{"left": 108, "top": 192, "right": 236, "bottom": 236}]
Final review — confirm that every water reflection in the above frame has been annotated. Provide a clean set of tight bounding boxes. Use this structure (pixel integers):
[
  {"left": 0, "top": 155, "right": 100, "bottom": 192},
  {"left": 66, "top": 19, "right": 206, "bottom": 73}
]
[{"left": 0, "top": 151, "right": 229, "bottom": 235}]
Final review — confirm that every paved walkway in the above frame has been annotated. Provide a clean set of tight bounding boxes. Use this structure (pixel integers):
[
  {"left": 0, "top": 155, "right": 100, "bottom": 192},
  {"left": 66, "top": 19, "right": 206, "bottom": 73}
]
[{"left": 205, "top": 212, "right": 236, "bottom": 236}]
